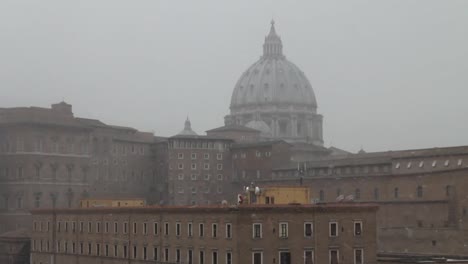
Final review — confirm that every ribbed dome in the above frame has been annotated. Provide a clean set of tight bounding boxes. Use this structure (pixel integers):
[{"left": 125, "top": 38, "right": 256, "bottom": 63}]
[{"left": 230, "top": 21, "right": 317, "bottom": 111}]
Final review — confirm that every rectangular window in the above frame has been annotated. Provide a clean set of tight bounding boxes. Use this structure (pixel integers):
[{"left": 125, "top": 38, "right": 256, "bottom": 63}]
[
  {"left": 105, "top": 222, "right": 109, "bottom": 233},
  {"left": 188, "top": 223, "right": 193, "bottom": 237},
  {"left": 123, "top": 222, "right": 128, "bottom": 234},
  {"left": 114, "top": 222, "right": 118, "bottom": 233},
  {"left": 165, "top": 222, "right": 169, "bottom": 235},
  {"left": 154, "top": 222, "right": 159, "bottom": 235},
  {"left": 279, "top": 252, "right": 291, "bottom": 264},
  {"left": 253, "top": 223, "right": 262, "bottom": 239},
  {"left": 176, "top": 249, "right": 181, "bottom": 263},
  {"left": 217, "top": 153, "right": 222, "bottom": 160},
  {"left": 212, "top": 223, "right": 218, "bottom": 238},
  {"left": 212, "top": 251, "right": 218, "bottom": 264},
  {"left": 304, "top": 222, "right": 313, "bottom": 237},
  {"left": 133, "top": 246, "right": 137, "bottom": 259},
  {"left": 329, "top": 222, "right": 338, "bottom": 237},
  {"left": 200, "top": 250, "right": 205, "bottom": 264},
  {"left": 279, "top": 222, "right": 288, "bottom": 238},
  {"left": 199, "top": 223, "right": 204, "bottom": 237},
  {"left": 80, "top": 243, "right": 83, "bottom": 254},
  {"left": 191, "top": 163, "right": 197, "bottom": 170},
  {"left": 304, "top": 250, "right": 314, "bottom": 264},
  {"left": 88, "top": 222, "right": 92, "bottom": 233},
  {"left": 96, "top": 243, "right": 100, "bottom": 256},
  {"left": 188, "top": 249, "right": 193, "bottom": 264},
  {"left": 105, "top": 244, "right": 109, "bottom": 257},
  {"left": 114, "top": 245, "right": 118, "bottom": 257},
  {"left": 217, "top": 164, "right": 223, "bottom": 170},
  {"left": 88, "top": 243, "right": 91, "bottom": 255},
  {"left": 153, "top": 247, "right": 158, "bottom": 261},
  {"left": 226, "top": 223, "right": 232, "bottom": 238},
  {"left": 226, "top": 252, "right": 232, "bottom": 264},
  {"left": 123, "top": 245, "right": 128, "bottom": 258},
  {"left": 329, "top": 249, "right": 339, "bottom": 264},
  {"left": 191, "top": 153, "right": 197, "bottom": 160},
  {"left": 176, "top": 222, "right": 181, "bottom": 236},
  {"left": 354, "top": 221, "right": 362, "bottom": 236},
  {"left": 80, "top": 221, "right": 84, "bottom": 232},
  {"left": 143, "top": 246, "right": 147, "bottom": 260},
  {"left": 354, "top": 249, "right": 363, "bottom": 264},
  {"left": 143, "top": 222, "right": 148, "bottom": 235},
  {"left": 133, "top": 222, "right": 137, "bottom": 234},
  {"left": 253, "top": 252, "right": 262, "bottom": 264},
  {"left": 165, "top": 248, "right": 169, "bottom": 262},
  {"left": 178, "top": 153, "right": 184, "bottom": 159}
]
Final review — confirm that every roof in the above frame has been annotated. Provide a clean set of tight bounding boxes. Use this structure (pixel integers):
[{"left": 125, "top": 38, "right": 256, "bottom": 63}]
[
  {"left": 169, "top": 134, "right": 234, "bottom": 141},
  {"left": 0, "top": 228, "right": 30, "bottom": 239},
  {"left": 231, "top": 140, "right": 290, "bottom": 149},
  {"left": 31, "top": 203, "right": 378, "bottom": 215},
  {"left": 206, "top": 124, "right": 260, "bottom": 133}
]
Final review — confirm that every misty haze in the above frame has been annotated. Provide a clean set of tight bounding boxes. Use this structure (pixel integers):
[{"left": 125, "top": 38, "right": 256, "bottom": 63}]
[{"left": 1, "top": 1, "right": 468, "bottom": 264}]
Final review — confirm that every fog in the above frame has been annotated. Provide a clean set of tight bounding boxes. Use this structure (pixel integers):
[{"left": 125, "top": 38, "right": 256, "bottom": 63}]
[{"left": 0, "top": 0, "right": 467, "bottom": 152}]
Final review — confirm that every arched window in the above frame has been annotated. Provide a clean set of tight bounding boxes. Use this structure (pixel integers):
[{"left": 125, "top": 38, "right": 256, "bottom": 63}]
[
  {"left": 319, "top": 190, "right": 324, "bottom": 201},
  {"left": 355, "top": 189, "right": 361, "bottom": 200},
  {"left": 394, "top": 187, "right": 399, "bottom": 199},
  {"left": 417, "top": 186, "right": 423, "bottom": 198}
]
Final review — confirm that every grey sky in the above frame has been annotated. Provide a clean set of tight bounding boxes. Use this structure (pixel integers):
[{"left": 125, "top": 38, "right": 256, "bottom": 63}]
[{"left": 1, "top": 0, "right": 467, "bottom": 152}]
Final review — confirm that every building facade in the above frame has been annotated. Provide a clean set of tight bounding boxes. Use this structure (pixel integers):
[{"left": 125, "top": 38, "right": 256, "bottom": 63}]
[{"left": 30, "top": 204, "right": 378, "bottom": 264}]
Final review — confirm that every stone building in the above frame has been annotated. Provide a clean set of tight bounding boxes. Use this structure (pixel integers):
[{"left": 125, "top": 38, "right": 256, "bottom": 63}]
[
  {"left": 30, "top": 203, "right": 378, "bottom": 264},
  {"left": 0, "top": 102, "right": 162, "bottom": 234}
]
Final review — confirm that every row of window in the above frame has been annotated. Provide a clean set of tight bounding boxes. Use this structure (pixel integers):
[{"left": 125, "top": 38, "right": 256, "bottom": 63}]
[
  {"left": 318, "top": 185, "right": 453, "bottom": 201},
  {"left": 169, "top": 140, "right": 231, "bottom": 150},
  {"left": 395, "top": 159, "right": 463, "bottom": 169},
  {"left": 32, "top": 239, "right": 364, "bottom": 264},
  {"left": 232, "top": 151, "right": 272, "bottom": 159},
  {"left": 176, "top": 174, "right": 224, "bottom": 181},
  {"left": 34, "top": 221, "right": 363, "bottom": 239},
  {"left": 175, "top": 163, "right": 224, "bottom": 170},
  {"left": 1, "top": 140, "right": 89, "bottom": 155},
  {"left": 111, "top": 143, "right": 146, "bottom": 156},
  {"left": 175, "top": 186, "right": 223, "bottom": 194},
  {"left": 177, "top": 153, "right": 223, "bottom": 160}
]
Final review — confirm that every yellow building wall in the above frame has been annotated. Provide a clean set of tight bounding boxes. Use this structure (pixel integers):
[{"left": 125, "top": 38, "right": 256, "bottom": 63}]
[{"left": 248, "top": 186, "right": 310, "bottom": 204}]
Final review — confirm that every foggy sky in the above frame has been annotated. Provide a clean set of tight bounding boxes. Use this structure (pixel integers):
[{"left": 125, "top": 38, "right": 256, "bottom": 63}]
[{"left": 1, "top": 0, "right": 467, "bottom": 153}]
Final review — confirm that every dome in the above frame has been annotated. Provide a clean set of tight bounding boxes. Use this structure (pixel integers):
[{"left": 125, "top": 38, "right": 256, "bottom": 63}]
[
  {"left": 225, "top": 21, "right": 324, "bottom": 146},
  {"left": 230, "top": 21, "right": 317, "bottom": 111},
  {"left": 245, "top": 119, "right": 272, "bottom": 138},
  {"left": 177, "top": 117, "right": 198, "bottom": 136}
]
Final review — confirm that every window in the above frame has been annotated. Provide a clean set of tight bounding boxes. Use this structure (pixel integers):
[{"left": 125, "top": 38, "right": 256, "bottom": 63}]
[
  {"left": 374, "top": 188, "right": 379, "bottom": 200},
  {"left": 191, "top": 153, "right": 197, "bottom": 159},
  {"left": 200, "top": 250, "right": 205, "bottom": 264},
  {"left": 133, "top": 245, "right": 137, "bottom": 259},
  {"left": 199, "top": 223, "right": 204, "bottom": 237},
  {"left": 191, "top": 163, "right": 197, "bottom": 170},
  {"left": 176, "top": 249, "right": 181, "bottom": 263},
  {"left": 279, "top": 222, "right": 288, "bottom": 238},
  {"left": 354, "top": 249, "right": 363, "bottom": 264},
  {"left": 253, "top": 252, "right": 262, "bottom": 264},
  {"left": 304, "top": 222, "right": 313, "bottom": 237},
  {"left": 104, "top": 222, "right": 109, "bottom": 233},
  {"left": 153, "top": 247, "right": 158, "bottom": 261},
  {"left": 176, "top": 222, "right": 181, "bottom": 236},
  {"left": 279, "top": 251, "right": 291, "bottom": 264},
  {"left": 165, "top": 222, "right": 169, "bottom": 235},
  {"left": 142, "top": 246, "right": 147, "bottom": 260},
  {"left": 432, "top": 160, "right": 437, "bottom": 167},
  {"left": 407, "top": 162, "right": 412, "bottom": 168},
  {"left": 178, "top": 174, "right": 184, "bottom": 180},
  {"left": 395, "top": 162, "right": 400, "bottom": 169},
  {"left": 329, "top": 249, "right": 339, "bottom": 264},
  {"left": 133, "top": 222, "right": 137, "bottom": 234},
  {"left": 204, "top": 153, "right": 210, "bottom": 159},
  {"left": 191, "top": 174, "right": 197, "bottom": 180},
  {"left": 458, "top": 159, "right": 463, "bottom": 166},
  {"left": 164, "top": 248, "right": 169, "bottom": 261},
  {"left": 329, "top": 222, "right": 338, "bottom": 237},
  {"left": 153, "top": 222, "right": 158, "bottom": 235},
  {"left": 123, "top": 245, "right": 127, "bottom": 258},
  {"left": 217, "top": 164, "right": 223, "bottom": 170},
  {"left": 265, "top": 152, "right": 271, "bottom": 157},
  {"left": 88, "top": 243, "right": 92, "bottom": 255},
  {"left": 217, "top": 174, "right": 223, "bottom": 181},
  {"left": 417, "top": 185, "right": 423, "bottom": 198},
  {"left": 355, "top": 188, "right": 360, "bottom": 200},
  {"left": 226, "top": 223, "right": 232, "bottom": 238},
  {"left": 255, "top": 151, "right": 261, "bottom": 157},
  {"left": 226, "top": 252, "right": 232, "bottom": 264},
  {"left": 354, "top": 221, "right": 362, "bottom": 236},
  {"left": 188, "top": 223, "right": 193, "bottom": 237},
  {"left": 446, "top": 185, "right": 452, "bottom": 197},
  {"left": 253, "top": 223, "right": 262, "bottom": 238},
  {"left": 114, "top": 245, "right": 118, "bottom": 257},
  {"left": 204, "top": 174, "right": 211, "bottom": 181},
  {"left": 304, "top": 250, "right": 314, "bottom": 264},
  {"left": 444, "top": 160, "right": 450, "bottom": 167},
  {"left": 212, "top": 223, "right": 218, "bottom": 238},
  {"left": 319, "top": 190, "right": 324, "bottom": 201},
  {"left": 204, "top": 163, "right": 210, "bottom": 170},
  {"left": 216, "top": 153, "right": 222, "bottom": 160},
  {"left": 212, "top": 251, "right": 218, "bottom": 264},
  {"left": 178, "top": 153, "right": 184, "bottom": 159},
  {"left": 394, "top": 187, "right": 399, "bottom": 198},
  {"left": 105, "top": 244, "right": 109, "bottom": 257},
  {"left": 188, "top": 249, "right": 193, "bottom": 264},
  {"left": 143, "top": 222, "right": 147, "bottom": 235},
  {"left": 88, "top": 222, "right": 92, "bottom": 233},
  {"left": 96, "top": 243, "right": 101, "bottom": 256},
  {"left": 419, "top": 161, "right": 424, "bottom": 168}
]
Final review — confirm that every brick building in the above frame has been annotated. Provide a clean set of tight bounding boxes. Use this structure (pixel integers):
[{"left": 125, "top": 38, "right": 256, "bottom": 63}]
[{"left": 30, "top": 203, "right": 378, "bottom": 264}]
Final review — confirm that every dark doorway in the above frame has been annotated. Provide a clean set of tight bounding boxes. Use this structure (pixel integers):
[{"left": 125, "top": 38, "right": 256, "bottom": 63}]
[{"left": 280, "top": 252, "right": 291, "bottom": 264}]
